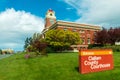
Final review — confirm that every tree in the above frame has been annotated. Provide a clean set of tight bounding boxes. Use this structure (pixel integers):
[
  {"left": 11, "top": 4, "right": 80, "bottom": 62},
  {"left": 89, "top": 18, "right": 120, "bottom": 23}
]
[
  {"left": 24, "top": 33, "right": 47, "bottom": 55},
  {"left": 108, "top": 27, "right": 120, "bottom": 45},
  {"left": 94, "top": 27, "right": 120, "bottom": 45},
  {"left": 31, "top": 40, "right": 47, "bottom": 53},
  {"left": 115, "top": 27, "right": 120, "bottom": 42},
  {"left": 24, "top": 37, "right": 32, "bottom": 49},
  {"left": 44, "top": 29, "right": 82, "bottom": 51},
  {"left": 94, "top": 27, "right": 109, "bottom": 45},
  {"left": 0, "top": 49, "right": 2, "bottom": 54},
  {"left": 24, "top": 33, "right": 42, "bottom": 50}
]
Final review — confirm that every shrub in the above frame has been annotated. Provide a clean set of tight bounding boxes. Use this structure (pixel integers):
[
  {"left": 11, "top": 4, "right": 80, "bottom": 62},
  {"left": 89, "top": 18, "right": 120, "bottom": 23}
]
[
  {"left": 0, "top": 49, "right": 2, "bottom": 54},
  {"left": 46, "top": 47, "right": 55, "bottom": 53},
  {"left": 24, "top": 54, "right": 30, "bottom": 59},
  {"left": 88, "top": 44, "right": 104, "bottom": 49},
  {"left": 88, "top": 44, "right": 120, "bottom": 52}
]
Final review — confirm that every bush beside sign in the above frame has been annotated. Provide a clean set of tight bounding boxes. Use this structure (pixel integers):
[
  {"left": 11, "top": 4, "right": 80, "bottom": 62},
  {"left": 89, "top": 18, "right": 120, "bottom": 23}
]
[{"left": 79, "top": 49, "right": 114, "bottom": 74}]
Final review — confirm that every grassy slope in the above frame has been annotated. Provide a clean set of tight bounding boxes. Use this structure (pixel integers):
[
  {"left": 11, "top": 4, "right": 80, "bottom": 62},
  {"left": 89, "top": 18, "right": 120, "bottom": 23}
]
[{"left": 0, "top": 52, "right": 120, "bottom": 80}]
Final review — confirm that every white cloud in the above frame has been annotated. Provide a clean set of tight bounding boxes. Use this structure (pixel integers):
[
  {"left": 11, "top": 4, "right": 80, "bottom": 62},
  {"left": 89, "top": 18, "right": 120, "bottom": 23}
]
[
  {"left": 63, "top": 0, "right": 120, "bottom": 27},
  {"left": 0, "top": 8, "right": 44, "bottom": 51}
]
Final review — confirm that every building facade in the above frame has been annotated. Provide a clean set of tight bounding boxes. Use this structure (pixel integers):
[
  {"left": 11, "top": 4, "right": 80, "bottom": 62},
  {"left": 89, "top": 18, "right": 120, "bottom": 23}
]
[
  {"left": 42, "top": 9, "right": 101, "bottom": 50},
  {"left": 1, "top": 48, "right": 14, "bottom": 54}
]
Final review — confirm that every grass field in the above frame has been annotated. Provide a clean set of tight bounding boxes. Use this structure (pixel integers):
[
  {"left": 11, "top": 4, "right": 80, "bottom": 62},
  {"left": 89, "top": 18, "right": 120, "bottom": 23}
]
[{"left": 0, "top": 52, "right": 120, "bottom": 80}]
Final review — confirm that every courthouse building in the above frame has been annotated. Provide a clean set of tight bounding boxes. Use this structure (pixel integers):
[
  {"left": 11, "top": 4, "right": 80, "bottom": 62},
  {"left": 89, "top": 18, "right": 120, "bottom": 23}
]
[{"left": 42, "top": 9, "right": 101, "bottom": 50}]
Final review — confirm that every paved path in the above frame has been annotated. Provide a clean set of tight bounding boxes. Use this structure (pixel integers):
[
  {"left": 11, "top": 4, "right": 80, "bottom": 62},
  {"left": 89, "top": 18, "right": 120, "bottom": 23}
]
[{"left": 0, "top": 54, "right": 12, "bottom": 60}]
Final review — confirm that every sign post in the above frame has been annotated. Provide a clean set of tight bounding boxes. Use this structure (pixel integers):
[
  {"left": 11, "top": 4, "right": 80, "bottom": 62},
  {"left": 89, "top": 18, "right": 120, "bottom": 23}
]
[{"left": 79, "top": 49, "right": 114, "bottom": 74}]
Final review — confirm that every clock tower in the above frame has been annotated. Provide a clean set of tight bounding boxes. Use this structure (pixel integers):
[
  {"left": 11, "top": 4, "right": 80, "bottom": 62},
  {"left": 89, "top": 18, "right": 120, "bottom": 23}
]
[{"left": 45, "top": 9, "right": 56, "bottom": 29}]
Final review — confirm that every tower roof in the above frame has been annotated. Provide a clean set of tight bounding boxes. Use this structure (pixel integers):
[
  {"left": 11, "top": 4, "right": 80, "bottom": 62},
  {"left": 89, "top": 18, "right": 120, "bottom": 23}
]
[
  {"left": 46, "top": 9, "right": 56, "bottom": 19},
  {"left": 48, "top": 9, "right": 53, "bottom": 12}
]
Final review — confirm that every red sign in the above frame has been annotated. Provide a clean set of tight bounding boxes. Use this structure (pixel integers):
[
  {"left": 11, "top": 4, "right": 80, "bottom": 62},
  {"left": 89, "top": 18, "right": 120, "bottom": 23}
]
[{"left": 79, "top": 49, "right": 114, "bottom": 74}]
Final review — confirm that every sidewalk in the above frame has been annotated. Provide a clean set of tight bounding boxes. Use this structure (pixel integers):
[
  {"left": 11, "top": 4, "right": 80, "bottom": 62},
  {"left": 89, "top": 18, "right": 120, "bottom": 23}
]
[{"left": 0, "top": 54, "right": 12, "bottom": 60}]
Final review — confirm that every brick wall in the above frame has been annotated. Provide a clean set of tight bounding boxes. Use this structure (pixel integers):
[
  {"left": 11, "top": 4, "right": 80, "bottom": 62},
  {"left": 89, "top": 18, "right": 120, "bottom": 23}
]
[{"left": 56, "top": 26, "right": 97, "bottom": 45}]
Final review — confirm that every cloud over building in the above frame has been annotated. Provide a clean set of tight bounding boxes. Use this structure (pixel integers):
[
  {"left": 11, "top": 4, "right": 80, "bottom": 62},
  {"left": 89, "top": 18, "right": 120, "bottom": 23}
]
[{"left": 0, "top": 8, "right": 44, "bottom": 51}]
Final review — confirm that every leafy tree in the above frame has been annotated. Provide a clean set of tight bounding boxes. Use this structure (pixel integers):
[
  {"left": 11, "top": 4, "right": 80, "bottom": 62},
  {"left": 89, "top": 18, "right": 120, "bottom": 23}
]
[
  {"left": 94, "top": 28, "right": 109, "bottom": 45},
  {"left": 24, "top": 33, "right": 47, "bottom": 55},
  {"left": 24, "top": 33, "right": 42, "bottom": 50},
  {"left": 44, "top": 29, "right": 82, "bottom": 51},
  {"left": 108, "top": 27, "right": 120, "bottom": 45},
  {"left": 26, "top": 45, "right": 36, "bottom": 52},
  {"left": 32, "top": 33, "right": 42, "bottom": 42},
  {"left": 31, "top": 40, "right": 47, "bottom": 53},
  {"left": 24, "top": 37, "right": 32, "bottom": 49},
  {"left": 95, "top": 27, "right": 120, "bottom": 45},
  {"left": 0, "top": 49, "right": 2, "bottom": 54}
]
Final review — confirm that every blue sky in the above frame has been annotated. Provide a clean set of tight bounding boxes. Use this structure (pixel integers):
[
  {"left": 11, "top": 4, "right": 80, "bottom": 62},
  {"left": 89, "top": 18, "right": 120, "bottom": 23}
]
[
  {"left": 0, "top": 0, "right": 120, "bottom": 51},
  {"left": 0, "top": 0, "right": 78, "bottom": 21}
]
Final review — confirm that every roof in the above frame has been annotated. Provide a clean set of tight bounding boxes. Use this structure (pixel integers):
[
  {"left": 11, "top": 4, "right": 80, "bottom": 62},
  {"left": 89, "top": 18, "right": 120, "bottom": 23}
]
[
  {"left": 49, "top": 20, "right": 101, "bottom": 30},
  {"left": 47, "top": 9, "right": 54, "bottom": 13},
  {"left": 48, "top": 9, "right": 53, "bottom": 12}
]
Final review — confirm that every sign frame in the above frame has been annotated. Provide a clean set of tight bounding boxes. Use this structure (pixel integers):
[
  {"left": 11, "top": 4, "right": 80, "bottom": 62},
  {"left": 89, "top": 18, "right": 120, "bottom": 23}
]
[{"left": 79, "top": 49, "right": 114, "bottom": 74}]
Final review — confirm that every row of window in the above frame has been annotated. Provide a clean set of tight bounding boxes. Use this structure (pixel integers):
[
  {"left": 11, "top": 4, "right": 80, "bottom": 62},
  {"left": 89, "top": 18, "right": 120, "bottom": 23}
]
[
  {"left": 82, "top": 38, "right": 91, "bottom": 44},
  {"left": 63, "top": 28, "right": 98, "bottom": 36},
  {"left": 63, "top": 28, "right": 93, "bottom": 33},
  {"left": 64, "top": 28, "right": 85, "bottom": 33},
  {"left": 81, "top": 34, "right": 91, "bottom": 38},
  {"left": 62, "top": 27, "right": 96, "bottom": 44}
]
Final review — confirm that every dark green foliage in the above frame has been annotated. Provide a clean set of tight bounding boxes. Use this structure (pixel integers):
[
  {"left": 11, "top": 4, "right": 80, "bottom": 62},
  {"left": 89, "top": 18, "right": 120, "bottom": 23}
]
[
  {"left": 0, "top": 49, "right": 2, "bottom": 54},
  {"left": 24, "top": 37, "right": 32, "bottom": 49},
  {"left": 103, "top": 45, "right": 120, "bottom": 52},
  {"left": 88, "top": 44, "right": 104, "bottom": 49},
  {"left": 88, "top": 44, "right": 120, "bottom": 52},
  {"left": 24, "top": 30, "right": 82, "bottom": 53},
  {"left": 46, "top": 46, "right": 54, "bottom": 53}
]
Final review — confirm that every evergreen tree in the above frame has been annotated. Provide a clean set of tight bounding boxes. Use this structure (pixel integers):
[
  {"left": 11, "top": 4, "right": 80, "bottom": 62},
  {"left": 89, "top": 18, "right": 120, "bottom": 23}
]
[{"left": 0, "top": 49, "right": 2, "bottom": 54}]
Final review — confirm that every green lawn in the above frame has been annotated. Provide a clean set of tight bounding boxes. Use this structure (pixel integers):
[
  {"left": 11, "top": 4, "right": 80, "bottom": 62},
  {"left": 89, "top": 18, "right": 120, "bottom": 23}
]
[{"left": 0, "top": 52, "right": 120, "bottom": 80}]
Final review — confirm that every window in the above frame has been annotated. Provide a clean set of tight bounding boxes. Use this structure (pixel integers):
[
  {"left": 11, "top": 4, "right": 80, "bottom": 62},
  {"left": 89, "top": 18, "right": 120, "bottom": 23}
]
[
  {"left": 94, "top": 31, "right": 97, "bottom": 35},
  {"left": 64, "top": 28, "right": 67, "bottom": 31},
  {"left": 50, "top": 19, "right": 54, "bottom": 24},
  {"left": 73, "top": 29, "right": 76, "bottom": 32},
  {"left": 80, "top": 30, "right": 85, "bottom": 33},
  {"left": 87, "top": 38, "right": 91, "bottom": 44},
  {"left": 82, "top": 39, "right": 85, "bottom": 44},
  {"left": 87, "top": 34, "right": 90, "bottom": 38},
  {"left": 87, "top": 30, "right": 90, "bottom": 38}
]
